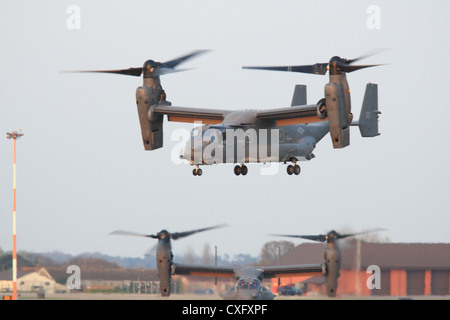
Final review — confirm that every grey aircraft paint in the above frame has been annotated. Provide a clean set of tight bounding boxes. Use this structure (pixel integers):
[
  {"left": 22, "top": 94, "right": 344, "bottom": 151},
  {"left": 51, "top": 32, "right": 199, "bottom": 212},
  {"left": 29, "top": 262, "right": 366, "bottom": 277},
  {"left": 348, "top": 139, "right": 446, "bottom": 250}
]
[{"left": 66, "top": 50, "right": 381, "bottom": 176}]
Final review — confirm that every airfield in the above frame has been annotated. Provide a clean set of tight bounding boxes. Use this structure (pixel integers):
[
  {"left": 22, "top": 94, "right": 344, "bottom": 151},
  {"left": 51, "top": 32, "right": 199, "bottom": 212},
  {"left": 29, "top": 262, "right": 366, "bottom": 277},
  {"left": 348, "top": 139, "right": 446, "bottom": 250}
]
[
  {"left": 17, "top": 292, "right": 448, "bottom": 300},
  {"left": 2, "top": 2, "right": 450, "bottom": 308}
]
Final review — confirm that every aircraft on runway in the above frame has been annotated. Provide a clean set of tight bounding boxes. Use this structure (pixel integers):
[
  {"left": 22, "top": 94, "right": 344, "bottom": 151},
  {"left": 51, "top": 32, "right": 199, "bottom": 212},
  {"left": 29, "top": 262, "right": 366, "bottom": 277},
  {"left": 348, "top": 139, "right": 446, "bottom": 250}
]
[
  {"left": 173, "top": 260, "right": 324, "bottom": 300},
  {"left": 273, "top": 228, "right": 386, "bottom": 297},
  {"left": 64, "top": 50, "right": 381, "bottom": 176},
  {"left": 110, "top": 225, "right": 353, "bottom": 300},
  {"left": 110, "top": 224, "right": 228, "bottom": 296}
]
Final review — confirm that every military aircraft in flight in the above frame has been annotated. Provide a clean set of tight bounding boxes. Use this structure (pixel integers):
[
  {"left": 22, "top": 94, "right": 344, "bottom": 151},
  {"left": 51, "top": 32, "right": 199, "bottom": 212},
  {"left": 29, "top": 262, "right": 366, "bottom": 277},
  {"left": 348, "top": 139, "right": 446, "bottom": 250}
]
[
  {"left": 109, "top": 225, "right": 353, "bottom": 300},
  {"left": 65, "top": 50, "right": 381, "bottom": 176}
]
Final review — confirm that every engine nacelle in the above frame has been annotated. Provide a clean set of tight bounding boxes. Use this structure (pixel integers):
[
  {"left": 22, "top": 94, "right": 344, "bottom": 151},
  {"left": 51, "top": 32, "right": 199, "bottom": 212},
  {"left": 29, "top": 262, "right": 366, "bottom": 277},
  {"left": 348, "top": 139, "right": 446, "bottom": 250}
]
[
  {"left": 324, "top": 244, "right": 341, "bottom": 297},
  {"left": 324, "top": 82, "right": 350, "bottom": 148},
  {"left": 136, "top": 86, "right": 167, "bottom": 150},
  {"left": 156, "top": 246, "right": 173, "bottom": 296}
]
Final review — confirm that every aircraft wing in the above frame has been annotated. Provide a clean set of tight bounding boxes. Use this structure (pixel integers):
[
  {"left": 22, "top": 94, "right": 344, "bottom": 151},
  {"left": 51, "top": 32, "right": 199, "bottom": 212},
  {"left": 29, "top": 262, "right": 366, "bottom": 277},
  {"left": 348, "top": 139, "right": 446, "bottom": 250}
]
[
  {"left": 152, "top": 104, "right": 231, "bottom": 125},
  {"left": 259, "top": 263, "right": 325, "bottom": 279},
  {"left": 255, "top": 104, "right": 327, "bottom": 126},
  {"left": 172, "top": 263, "right": 236, "bottom": 278},
  {"left": 152, "top": 103, "right": 326, "bottom": 126}
]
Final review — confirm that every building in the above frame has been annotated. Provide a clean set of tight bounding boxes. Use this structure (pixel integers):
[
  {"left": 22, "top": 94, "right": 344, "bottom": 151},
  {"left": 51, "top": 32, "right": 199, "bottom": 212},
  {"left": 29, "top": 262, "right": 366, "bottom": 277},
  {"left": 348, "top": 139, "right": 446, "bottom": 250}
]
[
  {"left": 276, "top": 242, "right": 450, "bottom": 297},
  {"left": 0, "top": 267, "right": 68, "bottom": 297},
  {"left": 46, "top": 266, "right": 160, "bottom": 293},
  {"left": 1, "top": 266, "right": 161, "bottom": 297}
]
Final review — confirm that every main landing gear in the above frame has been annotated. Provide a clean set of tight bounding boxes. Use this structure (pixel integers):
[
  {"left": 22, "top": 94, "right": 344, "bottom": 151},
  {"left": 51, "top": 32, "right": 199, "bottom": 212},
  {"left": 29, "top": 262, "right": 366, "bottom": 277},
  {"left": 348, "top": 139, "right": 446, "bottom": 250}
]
[
  {"left": 286, "top": 159, "right": 301, "bottom": 176},
  {"left": 234, "top": 164, "right": 248, "bottom": 176},
  {"left": 192, "top": 165, "right": 202, "bottom": 176},
  {"left": 192, "top": 163, "right": 300, "bottom": 176}
]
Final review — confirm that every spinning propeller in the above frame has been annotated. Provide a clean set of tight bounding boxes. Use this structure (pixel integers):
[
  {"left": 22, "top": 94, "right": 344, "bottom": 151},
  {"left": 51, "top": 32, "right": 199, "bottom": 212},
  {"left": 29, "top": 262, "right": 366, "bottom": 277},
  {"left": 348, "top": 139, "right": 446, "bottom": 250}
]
[
  {"left": 62, "top": 49, "right": 209, "bottom": 78},
  {"left": 243, "top": 51, "right": 384, "bottom": 76},
  {"left": 110, "top": 223, "right": 227, "bottom": 296},
  {"left": 109, "top": 223, "right": 228, "bottom": 241},
  {"left": 273, "top": 228, "right": 386, "bottom": 243}
]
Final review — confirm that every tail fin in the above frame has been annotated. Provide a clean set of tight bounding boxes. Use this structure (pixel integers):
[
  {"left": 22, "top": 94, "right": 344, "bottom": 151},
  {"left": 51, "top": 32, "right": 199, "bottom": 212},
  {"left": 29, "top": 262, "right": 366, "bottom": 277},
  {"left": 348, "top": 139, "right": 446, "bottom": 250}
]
[
  {"left": 356, "top": 83, "right": 381, "bottom": 137},
  {"left": 291, "top": 84, "right": 307, "bottom": 106}
]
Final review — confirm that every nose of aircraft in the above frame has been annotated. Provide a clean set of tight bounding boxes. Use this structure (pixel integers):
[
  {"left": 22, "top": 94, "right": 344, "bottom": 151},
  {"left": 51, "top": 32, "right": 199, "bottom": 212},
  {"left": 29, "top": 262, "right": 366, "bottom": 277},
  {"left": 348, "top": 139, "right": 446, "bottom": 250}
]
[
  {"left": 180, "top": 141, "right": 192, "bottom": 160},
  {"left": 238, "top": 289, "right": 259, "bottom": 300}
]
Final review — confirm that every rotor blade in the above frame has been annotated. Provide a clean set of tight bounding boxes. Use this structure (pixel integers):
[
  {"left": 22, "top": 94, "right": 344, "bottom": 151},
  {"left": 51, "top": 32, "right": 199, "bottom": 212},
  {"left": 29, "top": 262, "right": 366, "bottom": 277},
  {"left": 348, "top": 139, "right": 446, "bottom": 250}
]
[
  {"left": 337, "top": 228, "right": 387, "bottom": 240},
  {"left": 271, "top": 234, "right": 327, "bottom": 242},
  {"left": 339, "top": 64, "right": 383, "bottom": 73},
  {"left": 154, "top": 67, "right": 193, "bottom": 77},
  {"left": 160, "top": 50, "right": 210, "bottom": 69},
  {"left": 109, "top": 230, "right": 158, "bottom": 239},
  {"left": 243, "top": 63, "right": 328, "bottom": 75},
  {"left": 346, "top": 48, "right": 389, "bottom": 65},
  {"left": 273, "top": 228, "right": 386, "bottom": 243},
  {"left": 171, "top": 224, "right": 229, "bottom": 240},
  {"left": 61, "top": 67, "right": 143, "bottom": 77}
]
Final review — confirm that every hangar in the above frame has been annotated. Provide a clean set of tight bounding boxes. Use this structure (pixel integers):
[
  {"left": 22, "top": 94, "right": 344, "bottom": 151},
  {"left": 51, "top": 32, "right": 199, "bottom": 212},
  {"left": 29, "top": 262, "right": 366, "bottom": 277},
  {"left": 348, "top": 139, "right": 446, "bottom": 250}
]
[{"left": 276, "top": 242, "right": 450, "bottom": 296}]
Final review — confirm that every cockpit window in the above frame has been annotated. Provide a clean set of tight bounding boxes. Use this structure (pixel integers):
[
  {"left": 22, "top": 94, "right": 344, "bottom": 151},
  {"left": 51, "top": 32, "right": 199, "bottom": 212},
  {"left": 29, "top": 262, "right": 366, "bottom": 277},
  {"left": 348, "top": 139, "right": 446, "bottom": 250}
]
[
  {"left": 203, "top": 129, "right": 220, "bottom": 142},
  {"left": 190, "top": 128, "right": 201, "bottom": 138},
  {"left": 237, "top": 279, "right": 260, "bottom": 290}
]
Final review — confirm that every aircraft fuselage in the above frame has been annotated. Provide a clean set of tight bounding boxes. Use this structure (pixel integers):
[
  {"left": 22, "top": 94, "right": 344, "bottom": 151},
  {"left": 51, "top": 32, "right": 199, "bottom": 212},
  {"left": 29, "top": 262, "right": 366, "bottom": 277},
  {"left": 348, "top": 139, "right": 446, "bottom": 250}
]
[{"left": 180, "top": 121, "right": 329, "bottom": 166}]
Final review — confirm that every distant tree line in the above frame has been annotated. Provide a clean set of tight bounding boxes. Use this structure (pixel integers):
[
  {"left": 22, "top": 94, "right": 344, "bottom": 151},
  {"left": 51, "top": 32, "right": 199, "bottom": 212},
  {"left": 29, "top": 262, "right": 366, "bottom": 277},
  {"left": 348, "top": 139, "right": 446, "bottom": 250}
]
[{"left": 0, "top": 240, "right": 302, "bottom": 271}]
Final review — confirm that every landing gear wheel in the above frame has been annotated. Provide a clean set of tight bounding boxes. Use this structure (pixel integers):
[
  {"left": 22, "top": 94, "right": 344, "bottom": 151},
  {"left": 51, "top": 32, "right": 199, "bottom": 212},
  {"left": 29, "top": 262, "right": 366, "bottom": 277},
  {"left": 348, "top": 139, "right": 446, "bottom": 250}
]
[
  {"left": 294, "top": 165, "right": 301, "bottom": 175},
  {"left": 193, "top": 166, "right": 202, "bottom": 176},
  {"left": 287, "top": 165, "right": 294, "bottom": 175},
  {"left": 241, "top": 165, "right": 248, "bottom": 176},
  {"left": 234, "top": 165, "right": 242, "bottom": 176}
]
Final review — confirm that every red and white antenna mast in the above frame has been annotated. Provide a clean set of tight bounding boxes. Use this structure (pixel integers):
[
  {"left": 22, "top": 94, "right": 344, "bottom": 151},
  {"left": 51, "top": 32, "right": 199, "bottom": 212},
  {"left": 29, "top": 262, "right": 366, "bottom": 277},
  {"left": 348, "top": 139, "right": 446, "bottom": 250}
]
[{"left": 6, "top": 128, "right": 24, "bottom": 300}]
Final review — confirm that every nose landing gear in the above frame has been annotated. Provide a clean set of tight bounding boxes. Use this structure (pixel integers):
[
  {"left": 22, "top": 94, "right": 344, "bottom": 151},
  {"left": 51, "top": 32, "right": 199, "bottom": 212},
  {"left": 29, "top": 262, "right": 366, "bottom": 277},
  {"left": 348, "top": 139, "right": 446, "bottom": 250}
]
[
  {"left": 234, "top": 164, "right": 248, "bottom": 176},
  {"left": 192, "top": 165, "right": 203, "bottom": 176}
]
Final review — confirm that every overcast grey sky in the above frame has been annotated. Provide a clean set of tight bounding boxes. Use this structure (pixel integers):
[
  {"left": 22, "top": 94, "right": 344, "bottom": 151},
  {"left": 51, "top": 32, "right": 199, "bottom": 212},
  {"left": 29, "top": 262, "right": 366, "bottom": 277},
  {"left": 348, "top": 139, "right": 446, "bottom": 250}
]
[{"left": 1, "top": 1, "right": 449, "bottom": 260}]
